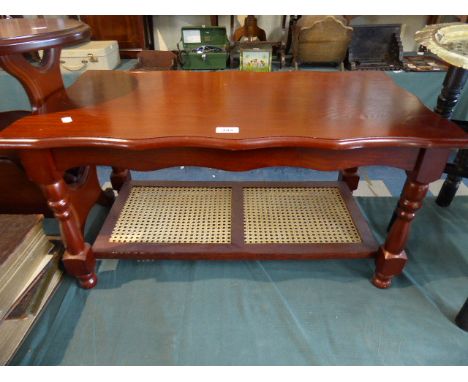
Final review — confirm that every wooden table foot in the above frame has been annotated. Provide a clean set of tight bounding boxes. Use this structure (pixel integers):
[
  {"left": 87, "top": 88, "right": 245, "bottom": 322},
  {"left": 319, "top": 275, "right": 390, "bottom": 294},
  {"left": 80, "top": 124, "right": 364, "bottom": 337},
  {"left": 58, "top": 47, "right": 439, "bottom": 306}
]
[
  {"left": 77, "top": 273, "right": 98, "bottom": 289},
  {"left": 63, "top": 243, "right": 97, "bottom": 289},
  {"left": 371, "top": 274, "right": 392, "bottom": 289},
  {"left": 375, "top": 176, "right": 428, "bottom": 288},
  {"left": 339, "top": 167, "right": 359, "bottom": 191},
  {"left": 20, "top": 150, "right": 99, "bottom": 288},
  {"left": 371, "top": 246, "right": 407, "bottom": 288},
  {"left": 97, "top": 187, "right": 116, "bottom": 207},
  {"left": 110, "top": 167, "right": 131, "bottom": 192}
]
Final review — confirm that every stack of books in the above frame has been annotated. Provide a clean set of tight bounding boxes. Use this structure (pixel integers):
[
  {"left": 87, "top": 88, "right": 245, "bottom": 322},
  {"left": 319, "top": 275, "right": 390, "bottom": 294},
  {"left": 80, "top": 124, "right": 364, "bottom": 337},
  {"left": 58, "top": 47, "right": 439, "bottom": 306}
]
[{"left": 0, "top": 214, "right": 63, "bottom": 365}]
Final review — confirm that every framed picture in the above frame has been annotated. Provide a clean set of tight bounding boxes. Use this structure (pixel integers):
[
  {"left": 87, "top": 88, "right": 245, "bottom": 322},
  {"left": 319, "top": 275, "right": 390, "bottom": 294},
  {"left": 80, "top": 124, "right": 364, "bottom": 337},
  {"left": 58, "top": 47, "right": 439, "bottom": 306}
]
[{"left": 240, "top": 48, "right": 272, "bottom": 72}]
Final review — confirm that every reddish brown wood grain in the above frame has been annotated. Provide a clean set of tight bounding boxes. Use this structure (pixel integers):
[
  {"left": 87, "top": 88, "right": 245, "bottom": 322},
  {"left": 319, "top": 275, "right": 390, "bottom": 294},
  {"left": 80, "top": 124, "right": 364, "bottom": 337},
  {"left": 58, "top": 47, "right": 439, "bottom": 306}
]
[
  {"left": 79, "top": 16, "right": 151, "bottom": 58},
  {"left": 51, "top": 146, "right": 421, "bottom": 173},
  {"left": 0, "top": 18, "right": 90, "bottom": 54},
  {"left": 0, "top": 64, "right": 466, "bottom": 290},
  {"left": 0, "top": 18, "right": 111, "bottom": 222},
  {"left": 372, "top": 178, "right": 429, "bottom": 289},
  {"left": 1, "top": 70, "right": 467, "bottom": 151},
  {"left": 19, "top": 150, "right": 97, "bottom": 288},
  {"left": 372, "top": 148, "right": 450, "bottom": 288}
]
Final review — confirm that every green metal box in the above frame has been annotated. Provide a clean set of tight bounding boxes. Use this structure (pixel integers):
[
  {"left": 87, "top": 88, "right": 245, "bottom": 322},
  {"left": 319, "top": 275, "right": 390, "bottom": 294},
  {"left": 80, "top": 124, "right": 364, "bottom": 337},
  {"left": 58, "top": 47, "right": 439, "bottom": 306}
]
[{"left": 178, "top": 26, "right": 229, "bottom": 70}]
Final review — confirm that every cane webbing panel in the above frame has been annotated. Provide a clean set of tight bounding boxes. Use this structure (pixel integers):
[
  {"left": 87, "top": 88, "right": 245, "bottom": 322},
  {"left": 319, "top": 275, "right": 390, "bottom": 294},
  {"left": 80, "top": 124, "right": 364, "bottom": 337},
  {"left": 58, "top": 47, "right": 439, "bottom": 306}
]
[
  {"left": 109, "top": 186, "right": 231, "bottom": 244},
  {"left": 243, "top": 187, "right": 361, "bottom": 244}
]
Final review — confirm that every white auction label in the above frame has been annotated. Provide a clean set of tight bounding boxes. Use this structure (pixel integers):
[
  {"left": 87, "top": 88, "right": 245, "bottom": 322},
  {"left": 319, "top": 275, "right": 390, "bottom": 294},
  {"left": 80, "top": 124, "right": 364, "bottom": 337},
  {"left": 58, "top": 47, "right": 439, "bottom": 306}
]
[
  {"left": 216, "top": 127, "right": 239, "bottom": 134},
  {"left": 61, "top": 116, "right": 73, "bottom": 123}
]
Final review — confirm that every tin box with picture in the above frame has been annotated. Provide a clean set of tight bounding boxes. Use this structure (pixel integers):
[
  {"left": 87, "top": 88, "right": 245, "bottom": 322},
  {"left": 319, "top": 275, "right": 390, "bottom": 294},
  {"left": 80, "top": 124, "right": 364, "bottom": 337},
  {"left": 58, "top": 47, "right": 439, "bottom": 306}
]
[{"left": 240, "top": 48, "right": 272, "bottom": 72}]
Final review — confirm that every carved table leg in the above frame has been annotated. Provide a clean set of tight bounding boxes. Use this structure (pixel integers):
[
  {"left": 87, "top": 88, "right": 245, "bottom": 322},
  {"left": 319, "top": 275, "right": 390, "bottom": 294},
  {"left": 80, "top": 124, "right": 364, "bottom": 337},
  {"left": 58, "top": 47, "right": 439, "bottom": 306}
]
[
  {"left": 339, "top": 167, "right": 359, "bottom": 192},
  {"left": 20, "top": 150, "right": 98, "bottom": 289},
  {"left": 110, "top": 167, "right": 131, "bottom": 192},
  {"left": 384, "top": 67, "right": 468, "bottom": 215},
  {"left": 433, "top": 66, "right": 468, "bottom": 207},
  {"left": 436, "top": 149, "right": 468, "bottom": 207},
  {"left": 434, "top": 66, "right": 468, "bottom": 119},
  {"left": 43, "top": 180, "right": 97, "bottom": 288},
  {"left": 372, "top": 177, "right": 429, "bottom": 288}
]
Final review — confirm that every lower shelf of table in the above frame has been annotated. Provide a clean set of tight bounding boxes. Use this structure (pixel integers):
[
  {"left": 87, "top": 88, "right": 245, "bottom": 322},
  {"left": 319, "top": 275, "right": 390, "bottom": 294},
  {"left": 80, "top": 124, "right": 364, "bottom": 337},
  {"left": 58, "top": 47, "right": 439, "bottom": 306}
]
[{"left": 93, "top": 180, "right": 379, "bottom": 260}]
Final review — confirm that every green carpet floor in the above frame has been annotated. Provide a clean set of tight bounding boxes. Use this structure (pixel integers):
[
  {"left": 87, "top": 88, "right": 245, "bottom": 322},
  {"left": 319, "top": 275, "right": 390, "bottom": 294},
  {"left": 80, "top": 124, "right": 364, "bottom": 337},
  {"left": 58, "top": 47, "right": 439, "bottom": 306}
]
[{"left": 10, "top": 196, "right": 468, "bottom": 365}]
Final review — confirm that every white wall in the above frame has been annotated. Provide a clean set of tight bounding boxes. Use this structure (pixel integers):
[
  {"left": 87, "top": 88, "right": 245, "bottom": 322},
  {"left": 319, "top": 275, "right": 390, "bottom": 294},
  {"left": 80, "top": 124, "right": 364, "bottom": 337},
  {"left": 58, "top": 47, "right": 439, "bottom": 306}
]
[
  {"left": 152, "top": 15, "right": 430, "bottom": 52},
  {"left": 153, "top": 15, "right": 212, "bottom": 50},
  {"left": 152, "top": 15, "right": 287, "bottom": 50}
]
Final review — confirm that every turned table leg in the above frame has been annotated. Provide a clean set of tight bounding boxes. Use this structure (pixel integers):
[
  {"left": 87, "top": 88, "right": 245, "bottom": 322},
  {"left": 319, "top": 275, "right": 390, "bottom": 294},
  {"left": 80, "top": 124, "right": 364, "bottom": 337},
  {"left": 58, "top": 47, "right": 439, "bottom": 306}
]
[
  {"left": 434, "top": 66, "right": 468, "bottom": 119},
  {"left": 372, "top": 176, "right": 429, "bottom": 288},
  {"left": 386, "top": 67, "right": 467, "bottom": 223},
  {"left": 20, "top": 150, "right": 98, "bottom": 289},
  {"left": 433, "top": 66, "right": 468, "bottom": 207},
  {"left": 43, "top": 179, "right": 97, "bottom": 288},
  {"left": 436, "top": 149, "right": 468, "bottom": 207}
]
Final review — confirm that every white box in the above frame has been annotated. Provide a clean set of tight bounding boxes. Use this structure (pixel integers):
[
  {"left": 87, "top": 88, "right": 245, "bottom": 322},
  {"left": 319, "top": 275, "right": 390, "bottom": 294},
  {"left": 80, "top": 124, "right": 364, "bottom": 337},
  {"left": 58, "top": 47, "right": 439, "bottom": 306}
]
[{"left": 59, "top": 40, "right": 120, "bottom": 72}]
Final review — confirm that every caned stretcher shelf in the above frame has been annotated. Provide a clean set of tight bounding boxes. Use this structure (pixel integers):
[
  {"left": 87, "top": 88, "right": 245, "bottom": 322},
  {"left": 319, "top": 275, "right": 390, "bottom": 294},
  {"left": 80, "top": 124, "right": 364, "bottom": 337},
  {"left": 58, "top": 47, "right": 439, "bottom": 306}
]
[{"left": 93, "top": 181, "right": 378, "bottom": 260}]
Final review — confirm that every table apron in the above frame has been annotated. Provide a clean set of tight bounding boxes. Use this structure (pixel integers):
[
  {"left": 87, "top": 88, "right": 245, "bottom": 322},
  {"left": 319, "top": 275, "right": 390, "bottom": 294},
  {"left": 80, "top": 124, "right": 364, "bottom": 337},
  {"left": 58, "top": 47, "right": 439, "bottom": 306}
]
[{"left": 51, "top": 146, "right": 421, "bottom": 173}]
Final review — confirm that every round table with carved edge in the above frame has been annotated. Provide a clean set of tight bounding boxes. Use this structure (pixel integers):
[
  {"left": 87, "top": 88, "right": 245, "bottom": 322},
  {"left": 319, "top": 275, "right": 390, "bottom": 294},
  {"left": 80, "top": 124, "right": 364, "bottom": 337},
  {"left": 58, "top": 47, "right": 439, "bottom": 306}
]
[
  {"left": 0, "top": 17, "right": 117, "bottom": 232},
  {"left": 413, "top": 22, "right": 468, "bottom": 207},
  {"left": 414, "top": 23, "right": 468, "bottom": 331},
  {"left": 386, "top": 23, "right": 468, "bottom": 231}
]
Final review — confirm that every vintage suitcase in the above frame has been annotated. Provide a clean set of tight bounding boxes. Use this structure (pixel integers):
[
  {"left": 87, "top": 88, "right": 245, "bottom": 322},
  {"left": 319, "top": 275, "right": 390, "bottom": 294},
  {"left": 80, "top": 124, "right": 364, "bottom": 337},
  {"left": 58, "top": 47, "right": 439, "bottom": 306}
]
[
  {"left": 345, "top": 24, "right": 403, "bottom": 71},
  {"left": 178, "top": 26, "right": 229, "bottom": 70},
  {"left": 59, "top": 40, "right": 121, "bottom": 72}
]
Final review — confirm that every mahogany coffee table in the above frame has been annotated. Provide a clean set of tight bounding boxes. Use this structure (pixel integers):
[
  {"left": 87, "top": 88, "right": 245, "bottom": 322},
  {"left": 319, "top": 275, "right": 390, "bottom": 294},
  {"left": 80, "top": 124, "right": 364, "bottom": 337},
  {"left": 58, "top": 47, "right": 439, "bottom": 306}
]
[{"left": 0, "top": 70, "right": 467, "bottom": 289}]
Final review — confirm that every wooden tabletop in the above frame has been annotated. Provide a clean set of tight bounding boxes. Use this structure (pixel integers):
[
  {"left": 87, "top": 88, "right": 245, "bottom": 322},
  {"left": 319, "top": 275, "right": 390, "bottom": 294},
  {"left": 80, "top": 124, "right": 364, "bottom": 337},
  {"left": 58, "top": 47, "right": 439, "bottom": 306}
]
[
  {"left": 0, "top": 18, "right": 90, "bottom": 54},
  {"left": 0, "top": 70, "right": 467, "bottom": 151}
]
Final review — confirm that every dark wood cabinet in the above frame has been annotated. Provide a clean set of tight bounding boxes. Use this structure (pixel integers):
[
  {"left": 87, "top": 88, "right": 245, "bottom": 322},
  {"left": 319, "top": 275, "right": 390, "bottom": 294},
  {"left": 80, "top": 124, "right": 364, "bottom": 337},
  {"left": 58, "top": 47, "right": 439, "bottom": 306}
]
[{"left": 79, "top": 16, "right": 154, "bottom": 58}]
